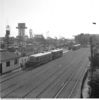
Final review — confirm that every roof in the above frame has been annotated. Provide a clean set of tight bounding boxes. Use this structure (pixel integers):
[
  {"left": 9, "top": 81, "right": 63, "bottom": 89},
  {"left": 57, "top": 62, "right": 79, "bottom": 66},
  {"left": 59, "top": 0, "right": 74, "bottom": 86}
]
[
  {"left": 0, "top": 50, "right": 19, "bottom": 62},
  {"left": 73, "top": 44, "right": 80, "bottom": 46},
  {"left": 30, "top": 52, "right": 51, "bottom": 58},
  {"left": 51, "top": 49, "right": 63, "bottom": 52},
  {"left": 0, "top": 49, "right": 6, "bottom": 52}
]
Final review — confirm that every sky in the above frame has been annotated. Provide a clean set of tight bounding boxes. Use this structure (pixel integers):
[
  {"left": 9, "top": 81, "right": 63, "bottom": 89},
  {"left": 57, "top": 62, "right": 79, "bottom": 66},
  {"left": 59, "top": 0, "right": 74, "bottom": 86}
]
[{"left": 0, "top": 0, "right": 99, "bottom": 38}]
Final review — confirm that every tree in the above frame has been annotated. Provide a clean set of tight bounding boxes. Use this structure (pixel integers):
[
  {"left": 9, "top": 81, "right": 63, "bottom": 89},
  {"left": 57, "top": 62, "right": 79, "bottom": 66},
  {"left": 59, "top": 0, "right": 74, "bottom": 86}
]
[{"left": 75, "top": 33, "right": 90, "bottom": 46}]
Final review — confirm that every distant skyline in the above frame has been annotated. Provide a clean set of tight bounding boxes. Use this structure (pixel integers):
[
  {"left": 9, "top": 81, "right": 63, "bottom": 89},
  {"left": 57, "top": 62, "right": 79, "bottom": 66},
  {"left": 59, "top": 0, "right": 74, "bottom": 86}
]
[{"left": 0, "top": 0, "right": 99, "bottom": 38}]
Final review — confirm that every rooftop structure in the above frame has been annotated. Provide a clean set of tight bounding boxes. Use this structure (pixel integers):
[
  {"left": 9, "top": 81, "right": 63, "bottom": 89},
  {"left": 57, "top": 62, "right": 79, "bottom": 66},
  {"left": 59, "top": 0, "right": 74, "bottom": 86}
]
[{"left": 16, "top": 23, "right": 27, "bottom": 37}]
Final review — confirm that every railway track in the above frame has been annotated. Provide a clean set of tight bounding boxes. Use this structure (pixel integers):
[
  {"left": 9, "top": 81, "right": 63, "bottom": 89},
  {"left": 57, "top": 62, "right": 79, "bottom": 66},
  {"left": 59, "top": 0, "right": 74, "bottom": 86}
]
[
  {"left": 3, "top": 51, "right": 76, "bottom": 98},
  {"left": 56, "top": 59, "right": 88, "bottom": 98},
  {"left": 24, "top": 49, "right": 89, "bottom": 98},
  {"left": 68, "top": 67, "right": 87, "bottom": 98},
  {"left": 23, "top": 49, "right": 84, "bottom": 98},
  {"left": 3, "top": 62, "right": 65, "bottom": 98},
  {"left": 54, "top": 55, "right": 89, "bottom": 98},
  {"left": 1, "top": 59, "right": 60, "bottom": 96},
  {"left": 0, "top": 48, "right": 89, "bottom": 98},
  {"left": 0, "top": 70, "right": 24, "bottom": 83},
  {"left": 54, "top": 64, "right": 85, "bottom": 98},
  {"left": 1, "top": 51, "right": 71, "bottom": 97},
  {"left": 36, "top": 50, "right": 89, "bottom": 98},
  {"left": 0, "top": 50, "right": 68, "bottom": 84},
  {"left": 0, "top": 51, "right": 68, "bottom": 83}
]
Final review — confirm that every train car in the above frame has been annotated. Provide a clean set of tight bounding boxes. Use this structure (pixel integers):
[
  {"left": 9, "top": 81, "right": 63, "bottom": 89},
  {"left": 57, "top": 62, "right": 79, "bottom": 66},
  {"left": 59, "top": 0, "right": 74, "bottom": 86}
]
[
  {"left": 51, "top": 49, "right": 63, "bottom": 60},
  {"left": 72, "top": 44, "right": 81, "bottom": 50},
  {"left": 25, "top": 52, "right": 52, "bottom": 68},
  {"left": 25, "top": 49, "right": 63, "bottom": 69}
]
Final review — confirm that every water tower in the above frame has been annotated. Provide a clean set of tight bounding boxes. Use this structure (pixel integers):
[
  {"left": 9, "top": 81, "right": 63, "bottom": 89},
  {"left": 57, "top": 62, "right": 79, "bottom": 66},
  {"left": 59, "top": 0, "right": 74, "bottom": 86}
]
[{"left": 16, "top": 23, "right": 27, "bottom": 37}]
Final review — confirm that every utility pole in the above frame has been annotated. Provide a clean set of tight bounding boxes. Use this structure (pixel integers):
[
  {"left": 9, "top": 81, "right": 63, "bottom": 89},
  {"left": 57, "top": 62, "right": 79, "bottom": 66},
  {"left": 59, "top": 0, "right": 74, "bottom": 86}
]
[
  {"left": 89, "top": 22, "right": 96, "bottom": 80},
  {"left": 90, "top": 36, "right": 94, "bottom": 79}
]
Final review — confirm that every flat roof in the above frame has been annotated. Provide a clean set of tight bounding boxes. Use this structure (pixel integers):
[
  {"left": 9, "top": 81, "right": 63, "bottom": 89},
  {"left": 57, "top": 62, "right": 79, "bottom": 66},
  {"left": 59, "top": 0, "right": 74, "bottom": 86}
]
[{"left": 30, "top": 52, "right": 51, "bottom": 57}]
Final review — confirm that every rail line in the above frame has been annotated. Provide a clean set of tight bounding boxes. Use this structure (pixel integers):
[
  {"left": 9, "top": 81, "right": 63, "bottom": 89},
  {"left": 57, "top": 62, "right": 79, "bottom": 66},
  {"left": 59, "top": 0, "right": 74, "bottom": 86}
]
[
  {"left": 1, "top": 49, "right": 89, "bottom": 98},
  {"left": 35, "top": 52, "right": 85, "bottom": 98},
  {"left": 1, "top": 51, "right": 71, "bottom": 97},
  {"left": 31, "top": 50, "right": 89, "bottom": 98},
  {"left": 2, "top": 50, "right": 80, "bottom": 98},
  {"left": 0, "top": 51, "right": 68, "bottom": 83},
  {"left": 0, "top": 70, "right": 24, "bottom": 83},
  {"left": 0, "top": 50, "right": 68, "bottom": 84},
  {"left": 1, "top": 60, "right": 58, "bottom": 92},
  {"left": 67, "top": 65, "right": 88, "bottom": 98},
  {"left": 54, "top": 56, "right": 88, "bottom": 98},
  {"left": 3, "top": 63, "right": 65, "bottom": 98},
  {"left": 0, "top": 54, "right": 63, "bottom": 84},
  {"left": 23, "top": 50, "right": 82, "bottom": 98}
]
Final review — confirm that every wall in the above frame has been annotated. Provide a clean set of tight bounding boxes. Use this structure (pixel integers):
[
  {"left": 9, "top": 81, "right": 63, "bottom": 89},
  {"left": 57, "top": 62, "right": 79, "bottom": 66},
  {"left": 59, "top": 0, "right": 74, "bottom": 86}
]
[{"left": 2, "top": 59, "right": 19, "bottom": 73}]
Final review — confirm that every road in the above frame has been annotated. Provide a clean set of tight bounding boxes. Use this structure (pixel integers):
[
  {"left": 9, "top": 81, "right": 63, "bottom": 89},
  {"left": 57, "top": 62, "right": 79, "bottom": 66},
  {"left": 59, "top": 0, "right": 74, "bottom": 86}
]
[{"left": 0, "top": 48, "right": 90, "bottom": 98}]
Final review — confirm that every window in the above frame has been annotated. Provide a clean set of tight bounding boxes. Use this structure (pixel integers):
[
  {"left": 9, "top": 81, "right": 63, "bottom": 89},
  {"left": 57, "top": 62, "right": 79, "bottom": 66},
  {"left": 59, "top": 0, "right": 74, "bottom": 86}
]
[
  {"left": 14, "top": 59, "right": 18, "bottom": 65},
  {"left": 6, "top": 61, "right": 10, "bottom": 67},
  {"left": 0, "top": 63, "right": 2, "bottom": 68},
  {"left": 0, "top": 63, "right": 2, "bottom": 73}
]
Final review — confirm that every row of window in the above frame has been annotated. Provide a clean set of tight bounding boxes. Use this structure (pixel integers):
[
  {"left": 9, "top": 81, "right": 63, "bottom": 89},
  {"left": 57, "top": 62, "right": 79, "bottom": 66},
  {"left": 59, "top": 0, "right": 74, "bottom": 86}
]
[{"left": 0, "top": 59, "right": 18, "bottom": 68}]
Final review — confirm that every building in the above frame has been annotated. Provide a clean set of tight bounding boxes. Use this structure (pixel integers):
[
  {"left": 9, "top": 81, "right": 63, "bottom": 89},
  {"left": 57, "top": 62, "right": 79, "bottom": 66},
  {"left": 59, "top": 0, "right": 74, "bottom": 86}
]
[
  {"left": 0, "top": 49, "right": 20, "bottom": 74},
  {"left": 19, "top": 56, "right": 29, "bottom": 69},
  {"left": 16, "top": 23, "right": 27, "bottom": 37},
  {"left": 34, "top": 34, "right": 44, "bottom": 39},
  {"left": 16, "top": 23, "right": 28, "bottom": 47},
  {"left": 0, "top": 37, "right": 4, "bottom": 48}
]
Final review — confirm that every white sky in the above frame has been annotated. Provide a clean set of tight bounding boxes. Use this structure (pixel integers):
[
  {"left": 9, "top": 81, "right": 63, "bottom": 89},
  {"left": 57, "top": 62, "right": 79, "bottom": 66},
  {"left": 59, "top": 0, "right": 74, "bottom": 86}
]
[{"left": 0, "top": 0, "right": 99, "bottom": 38}]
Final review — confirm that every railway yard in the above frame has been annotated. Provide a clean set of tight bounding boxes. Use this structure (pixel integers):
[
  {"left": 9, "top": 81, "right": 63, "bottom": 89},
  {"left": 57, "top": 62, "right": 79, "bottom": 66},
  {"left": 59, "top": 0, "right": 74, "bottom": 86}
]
[{"left": 0, "top": 48, "right": 90, "bottom": 98}]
